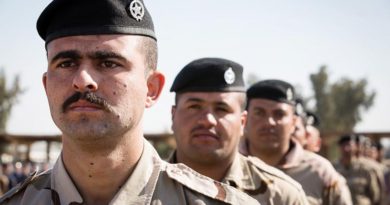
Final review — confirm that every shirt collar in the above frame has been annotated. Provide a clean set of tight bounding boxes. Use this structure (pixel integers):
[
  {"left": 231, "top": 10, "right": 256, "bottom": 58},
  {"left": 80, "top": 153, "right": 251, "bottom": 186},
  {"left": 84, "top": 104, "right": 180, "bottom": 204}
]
[
  {"left": 278, "top": 140, "right": 305, "bottom": 169},
  {"left": 52, "top": 155, "right": 84, "bottom": 205},
  {"left": 51, "top": 139, "right": 161, "bottom": 205},
  {"left": 223, "top": 154, "right": 257, "bottom": 190},
  {"left": 110, "top": 140, "right": 161, "bottom": 204}
]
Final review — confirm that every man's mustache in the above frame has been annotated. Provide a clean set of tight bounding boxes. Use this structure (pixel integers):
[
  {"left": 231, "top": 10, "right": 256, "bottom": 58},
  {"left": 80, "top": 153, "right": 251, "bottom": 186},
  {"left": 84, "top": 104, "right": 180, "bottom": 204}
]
[
  {"left": 190, "top": 125, "right": 219, "bottom": 137},
  {"left": 62, "top": 92, "right": 112, "bottom": 113}
]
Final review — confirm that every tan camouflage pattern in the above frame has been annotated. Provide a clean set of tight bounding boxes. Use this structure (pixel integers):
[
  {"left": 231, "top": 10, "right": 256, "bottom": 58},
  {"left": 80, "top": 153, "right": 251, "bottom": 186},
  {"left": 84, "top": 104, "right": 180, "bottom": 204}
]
[
  {"left": 0, "top": 140, "right": 259, "bottom": 205},
  {"left": 169, "top": 152, "right": 309, "bottom": 205},
  {"left": 240, "top": 139, "right": 352, "bottom": 205},
  {"left": 334, "top": 157, "right": 383, "bottom": 205}
]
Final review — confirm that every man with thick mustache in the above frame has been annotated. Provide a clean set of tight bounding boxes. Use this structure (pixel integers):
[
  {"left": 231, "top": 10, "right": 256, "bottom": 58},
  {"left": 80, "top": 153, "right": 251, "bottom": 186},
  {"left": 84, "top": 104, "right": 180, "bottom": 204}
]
[
  {"left": 169, "top": 58, "right": 309, "bottom": 205},
  {"left": 241, "top": 79, "right": 352, "bottom": 205},
  {"left": 0, "top": 0, "right": 258, "bottom": 204}
]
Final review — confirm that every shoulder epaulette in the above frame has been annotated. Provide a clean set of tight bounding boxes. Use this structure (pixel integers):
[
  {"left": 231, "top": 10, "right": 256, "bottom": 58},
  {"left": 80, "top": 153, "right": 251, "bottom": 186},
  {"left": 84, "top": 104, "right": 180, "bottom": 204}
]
[
  {"left": 246, "top": 156, "right": 303, "bottom": 190},
  {"left": 163, "top": 162, "right": 256, "bottom": 204},
  {"left": 0, "top": 170, "right": 50, "bottom": 203}
]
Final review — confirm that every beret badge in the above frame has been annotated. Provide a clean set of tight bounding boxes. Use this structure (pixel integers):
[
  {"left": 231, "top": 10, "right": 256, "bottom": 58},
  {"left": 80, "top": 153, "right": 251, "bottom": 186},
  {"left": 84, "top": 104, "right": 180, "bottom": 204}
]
[
  {"left": 295, "top": 102, "right": 305, "bottom": 116},
  {"left": 306, "top": 116, "right": 315, "bottom": 126},
  {"left": 129, "top": 0, "right": 145, "bottom": 22},
  {"left": 224, "top": 67, "right": 236, "bottom": 85},
  {"left": 286, "top": 88, "right": 293, "bottom": 101}
]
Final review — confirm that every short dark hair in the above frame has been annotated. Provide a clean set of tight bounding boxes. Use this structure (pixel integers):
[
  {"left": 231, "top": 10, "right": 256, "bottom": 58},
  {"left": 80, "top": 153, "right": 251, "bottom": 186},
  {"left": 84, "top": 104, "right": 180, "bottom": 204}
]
[{"left": 138, "top": 36, "right": 158, "bottom": 72}]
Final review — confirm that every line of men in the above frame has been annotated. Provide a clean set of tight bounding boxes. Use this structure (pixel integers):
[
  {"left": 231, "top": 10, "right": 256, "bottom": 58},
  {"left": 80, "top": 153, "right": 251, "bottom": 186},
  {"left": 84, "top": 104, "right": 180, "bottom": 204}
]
[
  {"left": 167, "top": 57, "right": 389, "bottom": 205},
  {"left": 0, "top": 0, "right": 387, "bottom": 204},
  {"left": 167, "top": 57, "right": 354, "bottom": 205},
  {"left": 335, "top": 134, "right": 389, "bottom": 205}
]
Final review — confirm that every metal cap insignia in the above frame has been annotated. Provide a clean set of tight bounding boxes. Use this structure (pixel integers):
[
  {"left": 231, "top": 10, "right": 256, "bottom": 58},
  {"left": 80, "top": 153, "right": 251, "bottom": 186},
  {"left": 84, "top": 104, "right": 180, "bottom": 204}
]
[
  {"left": 224, "top": 67, "right": 235, "bottom": 84},
  {"left": 286, "top": 88, "right": 293, "bottom": 101},
  {"left": 129, "top": 0, "right": 145, "bottom": 22},
  {"left": 295, "top": 102, "right": 304, "bottom": 116}
]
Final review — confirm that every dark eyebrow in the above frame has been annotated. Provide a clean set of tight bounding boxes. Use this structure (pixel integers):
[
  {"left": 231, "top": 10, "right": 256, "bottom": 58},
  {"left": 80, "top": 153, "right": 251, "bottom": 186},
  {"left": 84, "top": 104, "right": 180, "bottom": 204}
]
[
  {"left": 88, "top": 51, "right": 128, "bottom": 62},
  {"left": 215, "top": 101, "right": 229, "bottom": 107},
  {"left": 253, "top": 107, "right": 265, "bottom": 112},
  {"left": 50, "top": 50, "right": 81, "bottom": 64},
  {"left": 185, "top": 98, "right": 203, "bottom": 103}
]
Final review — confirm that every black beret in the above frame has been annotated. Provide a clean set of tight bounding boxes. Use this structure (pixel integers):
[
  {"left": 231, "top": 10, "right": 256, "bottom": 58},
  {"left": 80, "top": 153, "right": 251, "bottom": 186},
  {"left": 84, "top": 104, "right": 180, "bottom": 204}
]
[
  {"left": 338, "top": 134, "right": 355, "bottom": 145},
  {"left": 247, "top": 80, "right": 296, "bottom": 105},
  {"left": 305, "top": 111, "right": 320, "bottom": 127},
  {"left": 355, "top": 135, "right": 371, "bottom": 146},
  {"left": 37, "top": 0, "right": 155, "bottom": 44},
  {"left": 170, "top": 58, "right": 246, "bottom": 93},
  {"left": 372, "top": 141, "right": 383, "bottom": 150},
  {"left": 294, "top": 98, "right": 306, "bottom": 117}
]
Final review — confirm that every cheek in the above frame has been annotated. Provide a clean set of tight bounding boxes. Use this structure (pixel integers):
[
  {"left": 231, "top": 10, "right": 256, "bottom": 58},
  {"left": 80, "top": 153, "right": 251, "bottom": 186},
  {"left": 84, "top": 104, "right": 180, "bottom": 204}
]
[
  {"left": 108, "top": 77, "right": 146, "bottom": 104},
  {"left": 221, "top": 116, "right": 243, "bottom": 137},
  {"left": 246, "top": 116, "right": 257, "bottom": 128},
  {"left": 45, "top": 79, "right": 67, "bottom": 106},
  {"left": 245, "top": 119, "right": 256, "bottom": 134},
  {"left": 280, "top": 118, "right": 294, "bottom": 130},
  {"left": 172, "top": 112, "right": 191, "bottom": 133}
]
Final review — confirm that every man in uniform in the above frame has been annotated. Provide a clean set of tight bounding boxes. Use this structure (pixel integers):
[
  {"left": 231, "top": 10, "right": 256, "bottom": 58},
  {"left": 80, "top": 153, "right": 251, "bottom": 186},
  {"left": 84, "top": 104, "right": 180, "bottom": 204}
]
[
  {"left": 291, "top": 100, "right": 321, "bottom": 153},
  {"left": 0, "top": 0, "right": 259, "bottom": 204},
  {"left": 369, "top": 141, "right": 390, "bottom": 205},
  {"left": 241, "top": 79, "right": 352, "bottom": 205},
  {"left": 334, "top": 135, "right": 383, "bottom": 205},
  {"left": 305, "top": 111, "right": 322, "bottom": 153},
  {"left": 355, "top": 135, "right": 387, "bottom": 205},
  {"left": 169, "top": 58, "right": 309, "bottom": 205}
]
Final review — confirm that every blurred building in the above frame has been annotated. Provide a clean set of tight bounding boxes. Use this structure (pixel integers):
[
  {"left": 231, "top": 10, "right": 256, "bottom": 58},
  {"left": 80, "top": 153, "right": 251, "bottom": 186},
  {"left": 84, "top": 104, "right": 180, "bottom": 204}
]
[{"left": 0, "top": 132, "right": 389, "bottom": 164}]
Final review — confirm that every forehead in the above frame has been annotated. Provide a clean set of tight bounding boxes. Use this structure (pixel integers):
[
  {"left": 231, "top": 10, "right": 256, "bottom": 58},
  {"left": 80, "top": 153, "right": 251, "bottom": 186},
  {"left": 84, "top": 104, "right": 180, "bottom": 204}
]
[
  {"left": 46, "top": 35, "right": 141, "bottom": 58},
  {"left": 178, "top": 92, "right": 242, "bottom": 105},
  {"left": 248, "top": 98, "right": 293, "bottom": 112},
  {"left": 340, "top": 141, "right": 356, "bottom": 147}
]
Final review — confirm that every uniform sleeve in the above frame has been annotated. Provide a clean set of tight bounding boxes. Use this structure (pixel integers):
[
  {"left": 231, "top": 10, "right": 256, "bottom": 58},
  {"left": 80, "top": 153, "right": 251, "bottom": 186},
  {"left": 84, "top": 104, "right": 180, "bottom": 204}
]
[
  {"left": 367, "top": 168, "right": 382, "bottom": 205},
  {"left": 334, "top": 179, "right": 353, "bottom": 205},
  {"left": 322, "top": 174, "right": 353, "bottom": 205}
]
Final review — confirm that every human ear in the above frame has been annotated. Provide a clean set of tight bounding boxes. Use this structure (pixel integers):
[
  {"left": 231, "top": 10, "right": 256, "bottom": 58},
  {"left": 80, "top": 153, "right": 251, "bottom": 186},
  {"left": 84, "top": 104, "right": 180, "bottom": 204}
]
[
  {"left": 145, "top": 71, "right": 165, "bottom": 108},
  {"left": 42, "top": 72, "right": 48, "bottom": 93}
]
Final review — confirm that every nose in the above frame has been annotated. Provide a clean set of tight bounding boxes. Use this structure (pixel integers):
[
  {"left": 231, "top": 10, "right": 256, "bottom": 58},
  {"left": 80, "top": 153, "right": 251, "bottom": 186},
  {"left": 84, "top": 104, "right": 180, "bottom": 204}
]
[
  {"left": 266, "top": 116, "right": 277, "bottom": 126},
  {"left": 198, "top": 111, "right": 217, "bottom": 128},
  {"left": 72, "top": 68, "right": 98, "bottom": 92}
]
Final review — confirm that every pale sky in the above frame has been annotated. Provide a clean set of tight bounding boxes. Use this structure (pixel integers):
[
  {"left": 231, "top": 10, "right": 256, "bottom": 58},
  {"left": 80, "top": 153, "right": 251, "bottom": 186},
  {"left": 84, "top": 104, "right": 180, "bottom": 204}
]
[{"left": 1, "top": 0, "right": 389, "bottom": 135}]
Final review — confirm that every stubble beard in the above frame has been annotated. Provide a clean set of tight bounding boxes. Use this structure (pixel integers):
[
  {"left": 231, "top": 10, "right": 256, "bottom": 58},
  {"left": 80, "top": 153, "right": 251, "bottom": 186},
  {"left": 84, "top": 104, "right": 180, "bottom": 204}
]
[{"left": 58, "top": 111, "right": 134, "bottom": 148}]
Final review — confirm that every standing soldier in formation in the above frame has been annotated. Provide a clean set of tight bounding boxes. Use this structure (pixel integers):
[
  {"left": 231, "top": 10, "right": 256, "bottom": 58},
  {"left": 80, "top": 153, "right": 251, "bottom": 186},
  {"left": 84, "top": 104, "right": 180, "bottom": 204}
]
[
  {"left": 0, "top": 0, "right": 259, "bottom": 204},
  {"left": 369, "top": 141, "right": 390, "bottom": 205},
  {"left": 291, "top": 100, "right": 321, "bottom": 153},
  {"left": 356, "top": 135, "right": 387, "bottom": 205},
  {"left": 169, "top": 58, "right": 309, "bottom": 204},
  {"left": 241, "top": 79, "right": 352, "bottom": 205},
  {"left": 334, "top": 135, "right": 384, "bottom": 205},
  {"left": 304, "top": 111, "right": 322, "bottom": 153}
]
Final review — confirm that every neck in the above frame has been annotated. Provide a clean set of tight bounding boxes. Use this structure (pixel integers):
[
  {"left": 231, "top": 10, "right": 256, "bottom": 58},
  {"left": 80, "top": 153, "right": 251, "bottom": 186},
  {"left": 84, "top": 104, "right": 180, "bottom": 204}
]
[
  {"left": 249, "top": 144, "right": 289, "bottom": 167},
  {"left": 341, "top": 155, "right": 354, "bottom": 166},
  {"left": 61, "top": 130, "right": 144, "bottom": 205},
  {"left": 175, "top": 153, "right": 234, "bottom": 181}
]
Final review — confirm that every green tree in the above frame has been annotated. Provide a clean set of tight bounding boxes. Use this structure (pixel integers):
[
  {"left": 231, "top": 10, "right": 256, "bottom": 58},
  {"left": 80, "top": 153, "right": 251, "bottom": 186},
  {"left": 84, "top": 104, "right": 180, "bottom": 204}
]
[
  {"left": 310, "top": 66, "right": 375, "bottom": 133},
  {"left": 0, "top": 68, "right": 23, "bottom": 133}
]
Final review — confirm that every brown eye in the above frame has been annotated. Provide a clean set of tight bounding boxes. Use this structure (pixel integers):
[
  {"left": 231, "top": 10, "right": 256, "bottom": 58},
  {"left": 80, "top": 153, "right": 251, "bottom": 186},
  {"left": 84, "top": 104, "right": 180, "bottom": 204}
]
[
  {"left": 274, "top": 110, "right": 286, "bottom": 119},
  {"left": 254, "top": 109, "right": 265, "bottom": 117},
  {"left": 57, "top": 61, "right": 76, "bottom": 68},
  {"left": 216, "top": 106, "right": 229, "bottom": 113},
  {"left": 101, "top": 61, "right": 119, "bottom": 68},
  {"left": 188, "top": 104, "right": 201, "bottom": 110}
]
